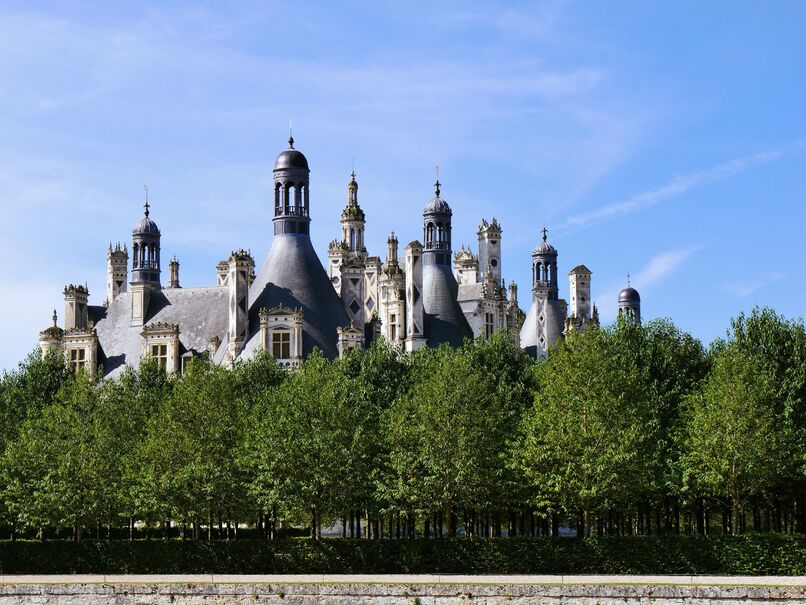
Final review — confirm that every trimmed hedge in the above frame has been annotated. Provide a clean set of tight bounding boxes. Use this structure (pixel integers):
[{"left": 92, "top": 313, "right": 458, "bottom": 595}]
[{"left": 2, "top": 535, "right": 805, "bottom": 575}]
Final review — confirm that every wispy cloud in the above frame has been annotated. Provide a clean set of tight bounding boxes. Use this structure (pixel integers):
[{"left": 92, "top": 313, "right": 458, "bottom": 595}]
[
  {"left": 595, "top": 244, "right": 702, "bottom": 320},
  {"left": 719, "top": 272, "right": 786, "bottom": 299},
  {"left": 558, "top": 150, "right": 781, "bottom": 234}
]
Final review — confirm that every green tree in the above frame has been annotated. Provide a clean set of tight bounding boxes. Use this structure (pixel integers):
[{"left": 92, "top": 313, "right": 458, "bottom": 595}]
[
  {"left": 682, "top": 345, "right": 783, "bottom": 534},
  {"left": 243, "top": 351, "right": 357, "bottom": 538},
  {"left": 141, "top": 357, "right": 247, "bottom": 539},
  {"left": 515, "top": 325, "right": 656, "bottom": 536}
]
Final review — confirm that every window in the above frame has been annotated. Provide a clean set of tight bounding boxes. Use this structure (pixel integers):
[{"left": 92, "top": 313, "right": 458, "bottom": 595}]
[
  {"left": 485, "top": 313, "right": 495, "bottom": 338},
  {"left": 390, "top": 314, "right": 397, "bottom": 341},
  {"left": 69, "top": 348, "right": 86, "bottom": 372},
  {"left": 272, "top": 331, "right": 290, "bottom": 359},
  {"left": 150, "top": 343, "right": 168, "bottom": 368}
]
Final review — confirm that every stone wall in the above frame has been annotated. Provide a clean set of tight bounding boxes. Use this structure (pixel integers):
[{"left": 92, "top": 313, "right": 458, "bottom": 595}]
[{"left": 1, "top": 575, "right": 804, "bottom": 604}]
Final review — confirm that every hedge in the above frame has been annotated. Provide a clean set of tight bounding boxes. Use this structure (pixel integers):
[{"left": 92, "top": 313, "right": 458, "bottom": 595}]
[{"left": 2, "top": 535, "right": 805, "bottom": 575}]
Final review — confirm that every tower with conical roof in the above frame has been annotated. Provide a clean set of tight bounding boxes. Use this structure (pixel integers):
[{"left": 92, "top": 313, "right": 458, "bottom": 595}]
[
  {"left": 245, "top": 137, "right": 351, "bottom": 359},
  {"left": 520, "top": 227, "right": 567, "bottom": 358},
  {"left": 420, "top": 180, "right": 473, "bottom": 347}
]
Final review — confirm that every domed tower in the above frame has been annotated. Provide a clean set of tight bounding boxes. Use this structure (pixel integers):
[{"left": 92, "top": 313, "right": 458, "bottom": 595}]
[
  {"left": 520, "top": 227, "right": 567, "bottom": 359},
  {"left": 246, "top": 137, "right": 351, "bottom": 360},
  {"left": 131, "top": 198, "right": 161, "bottom": 286},
  {"left": 272, "top": 136, "right": 310, "bottom": 236},
  {"left": 421, "top": 180, "right": 472, "bottom": 347},
  {"left": 129, "top": 195, "right": 161, "bottom": 327},
  {"left": 531, "top": 227, "right": 558, "bottom": 301},
  {"left": 618, "top": 277, "right": 641, "bottom": 325}
]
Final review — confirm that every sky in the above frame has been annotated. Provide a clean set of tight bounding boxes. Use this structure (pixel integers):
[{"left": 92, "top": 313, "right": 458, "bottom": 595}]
[{"left": 1, "top": 1, "right": 804, "bottom": 372}]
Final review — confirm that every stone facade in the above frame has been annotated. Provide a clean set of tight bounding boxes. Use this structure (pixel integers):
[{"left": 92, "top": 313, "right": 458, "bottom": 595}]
[{"left": 0, "top": 576, "right": 803, "bottom": 604}]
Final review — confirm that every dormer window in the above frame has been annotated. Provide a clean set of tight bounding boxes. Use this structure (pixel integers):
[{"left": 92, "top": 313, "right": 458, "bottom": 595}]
[
  {"left": 141, "top": 322, "right": 180, "bottom": 373},
  {"left": 259, "top": 305, "right": 304, "bottom": 368}
]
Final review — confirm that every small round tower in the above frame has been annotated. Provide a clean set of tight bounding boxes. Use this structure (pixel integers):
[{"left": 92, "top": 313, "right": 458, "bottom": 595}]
[
  {"left": 272, "top": 136, "right": 311, "bottom": 236},
  {"left": 618, "top": 277, "right": 641, "bottom": 325},
  {"left": 531, "top": 227, "right": 558, "bottom": 301},
  {"left": 131, "top": 197, "right": 161, "bottom": 287}
]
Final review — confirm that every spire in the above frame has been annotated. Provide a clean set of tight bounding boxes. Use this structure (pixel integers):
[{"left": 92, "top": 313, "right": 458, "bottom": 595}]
[{"left": 52, "top": 309, "right": 57, "bottom": 328}]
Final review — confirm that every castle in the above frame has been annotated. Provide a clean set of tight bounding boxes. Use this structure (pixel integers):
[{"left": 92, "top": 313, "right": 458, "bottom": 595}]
[{"left": 38, "top": 139, "right": 642, "bottom": 377}]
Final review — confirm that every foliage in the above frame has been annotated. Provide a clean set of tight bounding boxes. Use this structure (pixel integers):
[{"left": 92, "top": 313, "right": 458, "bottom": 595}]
[{"left": 1, "top": 535, "right": 805, "bottom": 575}]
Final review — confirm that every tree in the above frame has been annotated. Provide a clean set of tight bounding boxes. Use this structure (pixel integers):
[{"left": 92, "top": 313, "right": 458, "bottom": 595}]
[
  {"left": 141, "top": 357, "right": 247, "bottom": 539},
  {"left": 515, "top": 325, "right": 656, "bottom": 536},
  {"left": 243, "top": 351, "right": 358, "bottom": 538},
  {"left": 682, "top": 345, "right": 783, "bottom": 534},
  {"left": 1, "top": 371, "right": 103, "bottom": 541}
]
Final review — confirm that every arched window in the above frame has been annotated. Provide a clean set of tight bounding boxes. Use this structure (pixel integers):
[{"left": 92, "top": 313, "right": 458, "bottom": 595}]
[
  {"left": 274, "top": 182, "right": 281, "bottom": 214},
  {"left": 301, "top": 184, "right": 308, "bottom": 213},
  {"left": 426, "top": 222, "right": 435, "bottom": 245},
  {"left": 133, "top": 243, "right": 139, "bottom": 268},
  {"left": 350, "top": 228, "right": 355, "bottom": 251},
  {"left": 283, "top": 182, "right": 290, "bottom": 209}
]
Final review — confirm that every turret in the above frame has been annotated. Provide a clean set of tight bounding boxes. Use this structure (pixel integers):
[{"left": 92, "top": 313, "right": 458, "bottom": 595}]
[
  {"left": 131, "top": 195, "right": 161, "bottom": 287},
  {"left": 272, "top": 136, "right": 310, "bottom": 236},
  {"left": 340, "top": 172, "right": 366, "bottom": 255},
  {"left": 420, "top": 180, "right": 473, "bottom": 347},
  {"left": 531, "top": 227, "right": 558, "bottom": 301},
  {"left": 618, "top": 276, "right": 641, "bottom": 325},
  {"left": 39, "top": 310, "right": 64, "bottom": 357},
  {"left": 106, "top": 242, "right": 128, "bottom": 305},
  {"left": 130, "top": 194, "right": 161, "bottom": 326},
  {"left": 386, "top": 232, "right": 399, "bottom": 268}
]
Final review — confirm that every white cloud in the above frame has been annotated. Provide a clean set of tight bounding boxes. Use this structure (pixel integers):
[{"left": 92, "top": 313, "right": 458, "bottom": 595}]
[
  {"left": 719, "top": 272, "right": 786, "bottom": 299},
  {"left": 559, "top": 151, "right": 781, "bottom": 234}
]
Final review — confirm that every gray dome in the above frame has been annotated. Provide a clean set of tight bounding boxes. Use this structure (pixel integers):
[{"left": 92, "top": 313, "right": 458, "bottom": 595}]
[
  {"left": 618, "top": 287, "right": 640, "bottom": 303},
  {"left": 133, "top": 215, "right": 160, "bottom": 235},
  {"left": 273, "top": 136, "right": 309, "bottom": 171},
  {"left": 532, "top": 240, "right": 556, "bottom": 255},
  {"left": 424, "top": 195, "right": 451, "bottom": 215}
]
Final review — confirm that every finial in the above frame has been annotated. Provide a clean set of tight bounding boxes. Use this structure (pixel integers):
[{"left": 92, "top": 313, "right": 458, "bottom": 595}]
[
  {"left": 52, "top": 309, "right": 57, "bottom": 328},
  {"left": 541, "top": 226, "right": 548, "bottom": 242},
  {"left": 144, "top": 184, "right": 150, "bottom": 217},
  {"left": 350, "top": 170, "right": 356, "bottom": 181},
  {"left": 288, "top": 120, "right": 294, "bottom": 148},
  {"left": 627, "top": 273, "right": 631, "bottom": 287},
  {"left": 434, "top": 179, "right": 441, "bottom": 197}
]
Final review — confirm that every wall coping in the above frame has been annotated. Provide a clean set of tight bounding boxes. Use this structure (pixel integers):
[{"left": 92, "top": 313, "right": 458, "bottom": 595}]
[{"left": 1, "top": 575, "right": 805, "bottom": 586}]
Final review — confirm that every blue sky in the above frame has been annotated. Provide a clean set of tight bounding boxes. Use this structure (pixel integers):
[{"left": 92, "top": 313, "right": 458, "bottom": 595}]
[{"left": 1, "top": 1, "right": 804, "bottom": 371}]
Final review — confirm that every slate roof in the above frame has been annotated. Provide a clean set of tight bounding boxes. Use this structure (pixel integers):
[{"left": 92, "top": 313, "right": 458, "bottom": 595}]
[
  {"left": 241, "top": 233, "right": 350, "bottom": 360},
  {"left": 90, "top": 286, "right": 229, "bottom": 378},
  {"left": 422, "top": 262, "right": 473, "bottom": 347}
]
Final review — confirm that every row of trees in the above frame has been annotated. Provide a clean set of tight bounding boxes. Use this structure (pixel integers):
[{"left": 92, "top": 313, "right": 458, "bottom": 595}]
[{"left": 0, "top": 308, "right": 804, "bottom": 541}]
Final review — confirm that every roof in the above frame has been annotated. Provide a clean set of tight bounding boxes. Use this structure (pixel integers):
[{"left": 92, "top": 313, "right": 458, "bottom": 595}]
[
  {"left": 243, "top": 232, "right": 349, "bottom": 360},
  {"left": 569, "top": 264, "right": 592, "bottom": 275},
  {"left": 422, "top": 263, "right": 473, "bottom": 347},
  {"left": 273, "top": 137, "right": 309, "bottom": 171},
  {"left": 90, "top": 286, "right": 229, "bottom": 378},
  {"left": 618, "top": 287, "right": 641, "bottom": 303}
]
